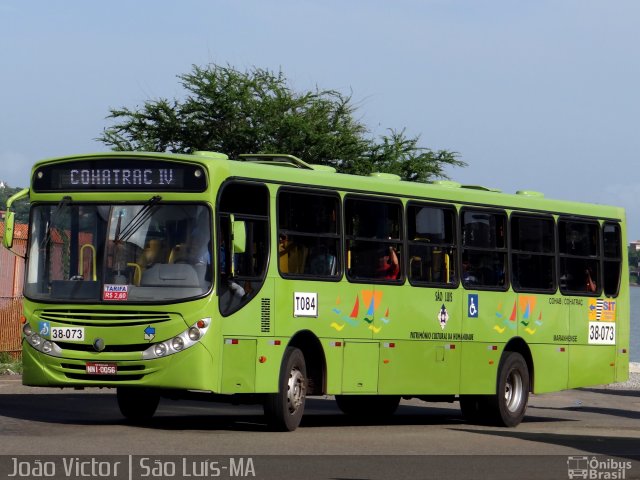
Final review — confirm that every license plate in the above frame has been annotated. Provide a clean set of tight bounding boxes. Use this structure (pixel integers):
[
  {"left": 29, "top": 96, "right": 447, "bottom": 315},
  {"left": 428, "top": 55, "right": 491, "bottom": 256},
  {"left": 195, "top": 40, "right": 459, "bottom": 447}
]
[{"left": 86, "top": 362, "right": 117, "bottom": 375}]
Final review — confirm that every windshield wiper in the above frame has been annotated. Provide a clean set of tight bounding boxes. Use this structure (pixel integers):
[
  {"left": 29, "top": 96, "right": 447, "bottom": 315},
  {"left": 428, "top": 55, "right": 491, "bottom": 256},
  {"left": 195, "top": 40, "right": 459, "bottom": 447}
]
[
  {"left": 114, "top": 195, "right": 162, "bottom": 244},
  {"left": 41, "top": 196, "right": 72, "bottom": 252}
]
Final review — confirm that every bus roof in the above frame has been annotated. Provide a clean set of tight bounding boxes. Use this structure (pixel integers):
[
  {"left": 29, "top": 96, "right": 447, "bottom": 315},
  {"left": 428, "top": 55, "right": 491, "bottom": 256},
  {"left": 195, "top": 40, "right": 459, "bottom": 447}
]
[{"left": 30, "top": 151, "right": 625, "bottom": 221}]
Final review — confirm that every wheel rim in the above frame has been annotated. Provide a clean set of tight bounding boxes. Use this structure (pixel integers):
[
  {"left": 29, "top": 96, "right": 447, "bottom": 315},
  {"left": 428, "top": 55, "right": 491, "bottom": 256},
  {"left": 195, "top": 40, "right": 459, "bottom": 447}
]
[
  {"left": 286, "top": 367, "right": 306, "bottom": 414},
  {"left": 504, "top": 369, "right": 524, "bottom": 413}
]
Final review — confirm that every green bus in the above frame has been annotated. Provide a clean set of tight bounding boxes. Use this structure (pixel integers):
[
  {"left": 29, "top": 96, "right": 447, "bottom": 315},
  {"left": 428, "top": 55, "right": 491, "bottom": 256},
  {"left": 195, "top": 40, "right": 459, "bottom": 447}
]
[{"left": 3, "top": 151, "right": 629, "bottom": 431}]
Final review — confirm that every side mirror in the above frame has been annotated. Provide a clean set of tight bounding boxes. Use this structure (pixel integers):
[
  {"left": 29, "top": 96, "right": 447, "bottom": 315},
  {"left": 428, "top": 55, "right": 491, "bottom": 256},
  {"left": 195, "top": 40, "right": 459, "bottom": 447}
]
[
  {"left": 3, "top": 188, "right": 29, "bottom": 250},
  {"left": 231, "top": 219, "right": 246, "bottom": 254},
  {"left": 3, "top": 211, "right": 15, "bottom": 249}
]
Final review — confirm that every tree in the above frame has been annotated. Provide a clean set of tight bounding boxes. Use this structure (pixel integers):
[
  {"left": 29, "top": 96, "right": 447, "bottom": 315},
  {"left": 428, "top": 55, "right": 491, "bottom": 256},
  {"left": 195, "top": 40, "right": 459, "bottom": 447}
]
[{"left": 98, "top": 63, "right": 465, "bottom": 181}]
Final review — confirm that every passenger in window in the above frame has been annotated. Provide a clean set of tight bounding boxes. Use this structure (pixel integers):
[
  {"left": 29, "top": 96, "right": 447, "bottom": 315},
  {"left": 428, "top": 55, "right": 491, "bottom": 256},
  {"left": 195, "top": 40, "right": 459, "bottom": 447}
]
[
  {"left": 462, "top": 256, "right": 478, "bottom": 286},
  {"left": 279, "top": 234, "right": 308, "bottom": 274},
  {"left": 585, "top": 267, "right": 597, "bottom": 293},
  {"left": 376, "top": 246, "right": 400, "bottom": 280},
  {"left": 219, "top": 227, "right": 245, "bottom": 299},
  {"left": 308, "top": 245, "right": 337, "bottom": 276},
  {"left": 171, "top": 229, "right": 210, "bottom": 266}
]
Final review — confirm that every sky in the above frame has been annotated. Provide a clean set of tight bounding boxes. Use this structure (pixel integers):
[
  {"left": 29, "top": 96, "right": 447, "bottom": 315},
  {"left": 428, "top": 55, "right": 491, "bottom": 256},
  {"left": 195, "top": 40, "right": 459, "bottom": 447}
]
[{"left": 1, "top": 0, "right": 639, "bottom": 238}]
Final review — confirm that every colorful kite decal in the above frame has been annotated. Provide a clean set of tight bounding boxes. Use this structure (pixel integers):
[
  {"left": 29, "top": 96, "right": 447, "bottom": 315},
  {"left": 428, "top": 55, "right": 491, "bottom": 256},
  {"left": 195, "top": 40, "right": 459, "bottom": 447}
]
[{"left": 331, "top": 290, "right": 392, "bottom": 333}]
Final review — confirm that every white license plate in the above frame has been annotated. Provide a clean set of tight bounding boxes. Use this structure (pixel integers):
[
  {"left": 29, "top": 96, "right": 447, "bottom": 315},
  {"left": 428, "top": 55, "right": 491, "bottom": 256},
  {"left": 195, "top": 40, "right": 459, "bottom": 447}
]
[
  {"left": 86, "top": 362, "right": 117, "bottom": 375},
  {"left": 51, "top": 327, "right": 85, "bottom": 342}
]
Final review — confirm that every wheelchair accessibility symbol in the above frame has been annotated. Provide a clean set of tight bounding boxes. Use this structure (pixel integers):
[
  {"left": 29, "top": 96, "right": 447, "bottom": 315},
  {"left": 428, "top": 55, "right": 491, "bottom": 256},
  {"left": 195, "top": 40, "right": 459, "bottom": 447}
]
[
  {"left": 39, "top": 321, "right": 50, "bottom": 337},
  {"left": 467, "top": 294, "right": 479, "bottom": 318}
]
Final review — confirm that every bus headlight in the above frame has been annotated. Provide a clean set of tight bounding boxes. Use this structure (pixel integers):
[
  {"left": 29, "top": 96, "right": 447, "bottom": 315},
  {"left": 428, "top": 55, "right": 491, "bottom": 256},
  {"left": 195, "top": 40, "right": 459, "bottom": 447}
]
[
  {"left": 188, "top": 327, "right": 200, "bottom": 341},
  {"left": 22, "top": 323, "right": 63, "bottom": 357},
  {"left": 142, "top": 318, "right": 211, "bottom": 360},
  {"left": 171, "top": 337, "right": 184, "bottom": 351},
  {"left": 154, "top": 344, "right": 167, "bottom": 357}
]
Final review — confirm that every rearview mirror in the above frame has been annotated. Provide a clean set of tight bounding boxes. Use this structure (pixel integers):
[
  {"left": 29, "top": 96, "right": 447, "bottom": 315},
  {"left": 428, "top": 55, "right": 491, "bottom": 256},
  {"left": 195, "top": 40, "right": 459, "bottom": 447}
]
[
  {"left": 232, "top": 219, "right": 246, "bottom": 254},
  {"left": 2, "top": 211, "right": 15, "bottom": 249},
  {"left": 2, "top": 188, "right": 29, "bottom": 250}
]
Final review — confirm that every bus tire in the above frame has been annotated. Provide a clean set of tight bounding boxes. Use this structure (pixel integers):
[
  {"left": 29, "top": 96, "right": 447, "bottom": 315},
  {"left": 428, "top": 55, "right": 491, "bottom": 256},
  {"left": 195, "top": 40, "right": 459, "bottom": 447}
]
[
  {"left": 264, "top": 347, "right": 307, "bottom": 432},
  {"left": 335, "top": 395, "right": 401, "bottom": 418},
  {"left": 488, "top": 351, "right": 529, "bottom": 427},
  {"left": 117, "top": 387, "right": 160, "bottom": 422}
]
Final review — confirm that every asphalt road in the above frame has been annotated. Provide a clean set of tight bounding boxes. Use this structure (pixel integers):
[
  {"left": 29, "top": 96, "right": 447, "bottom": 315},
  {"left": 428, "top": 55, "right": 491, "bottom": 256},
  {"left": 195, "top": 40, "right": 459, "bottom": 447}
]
[{"left": 0, "top": 375, "right": 638, "bottom": 479}]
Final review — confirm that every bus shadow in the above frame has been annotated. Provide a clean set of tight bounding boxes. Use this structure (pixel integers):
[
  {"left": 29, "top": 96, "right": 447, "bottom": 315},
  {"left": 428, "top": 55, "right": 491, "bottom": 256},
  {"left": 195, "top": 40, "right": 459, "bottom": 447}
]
[
  {"left": 452, "top": 428, "right": 640, "bottom": 459},
  {"left": 530, "top": 404, "right": 640, "bottom": 421},
  {"left": 578, "top": 387, "right": 640, "bottom": 398},
  {"left": 0, "top": 393, "right": 571, "bottom": 432},
  {"left": 0, "top": 393, "right": 123, "bottom": 426}
]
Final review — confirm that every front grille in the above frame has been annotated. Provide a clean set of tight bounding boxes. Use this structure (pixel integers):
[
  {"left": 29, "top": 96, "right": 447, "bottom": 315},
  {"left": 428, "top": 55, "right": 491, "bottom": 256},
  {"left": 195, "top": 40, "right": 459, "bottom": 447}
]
[
  {"left": 38, "top": 309, "right": 173, "bottom": 327},
  {"left": 56, "top": 342, "right": 152, "bottom": 353}
]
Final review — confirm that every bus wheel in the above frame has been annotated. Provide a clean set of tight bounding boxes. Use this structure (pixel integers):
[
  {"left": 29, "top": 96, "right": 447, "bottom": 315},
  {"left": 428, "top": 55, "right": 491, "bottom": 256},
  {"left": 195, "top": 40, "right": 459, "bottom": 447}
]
[
  {"left": 335, "top": 395, "right": 401, "bottom": 418},
  {"left": 117, "top": 387, "right": 160, "bottom": 422},
  {"left": 489, "top": 352, "right": 529, "bottom": 427},
  {"left": 264, "top": 347, "right": 307, "bottom": 431}
]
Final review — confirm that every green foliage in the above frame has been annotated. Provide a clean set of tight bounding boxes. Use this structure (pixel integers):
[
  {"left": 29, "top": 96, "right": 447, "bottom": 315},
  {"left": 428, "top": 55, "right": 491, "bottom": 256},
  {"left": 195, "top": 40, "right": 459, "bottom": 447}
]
[
  {"left": 0, "top": 351, "right": 22, "bottom": 375},
  {"left": 98, "top": 63, "right": 465, "bottom": 182},
  {"left": 0, "top": 185, "right": 29, "bottom": 223}
]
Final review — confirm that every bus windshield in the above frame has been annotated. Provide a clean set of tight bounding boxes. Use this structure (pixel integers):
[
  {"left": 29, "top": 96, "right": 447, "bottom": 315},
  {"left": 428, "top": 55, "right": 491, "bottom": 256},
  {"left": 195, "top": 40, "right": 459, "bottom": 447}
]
[{"left": 25, "top": 202, "right": 212, "bottom": 303}]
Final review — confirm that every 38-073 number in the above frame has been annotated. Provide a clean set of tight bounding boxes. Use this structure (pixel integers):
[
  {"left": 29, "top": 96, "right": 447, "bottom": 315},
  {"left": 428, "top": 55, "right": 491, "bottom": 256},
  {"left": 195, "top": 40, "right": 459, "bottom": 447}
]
[
  {"left": 588, "top": 322, "right": 615, "bottom": 345},
  {"left": 51, "top": 327, "right": 85, "bottom": 342}
]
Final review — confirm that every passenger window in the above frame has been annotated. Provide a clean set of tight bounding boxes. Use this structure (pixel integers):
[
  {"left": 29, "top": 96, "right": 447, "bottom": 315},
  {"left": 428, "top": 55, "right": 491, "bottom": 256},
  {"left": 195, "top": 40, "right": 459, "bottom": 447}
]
[
  {"left": 345, "top": 196, "right": 402, "bottom": 283},
  {"left": 277, "top": 190, "right": 340, "bottom": 279},
  {"left": 558, "top": 219, "right": 600, "bottom": 295},
  {"left": 510, "top": 215, "right": 556, "bottom": 292},
  {"left": 407, "top": 203, "right": 457, "bottom": 287},
  {"left": 461, "top": 209, "right": 507, "bottom": 289},
  {"left": 603, "top": 222, "right": 621, "bottom": 297}
]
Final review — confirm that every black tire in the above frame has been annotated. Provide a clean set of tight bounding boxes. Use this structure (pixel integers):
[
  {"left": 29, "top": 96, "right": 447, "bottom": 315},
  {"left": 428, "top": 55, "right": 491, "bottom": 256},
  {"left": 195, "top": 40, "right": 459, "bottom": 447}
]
[
  {"left": 264, "top": 347, "right": 307, "bottom": 431},
  {"left": 488, "top": 351, "right": 530, "bottom": 427},
  {"left": 116, "top": 387, "right": 160, "bottom": 422},
  {"left": 335, "top": 395, "right": 401, "bottom": 418}
]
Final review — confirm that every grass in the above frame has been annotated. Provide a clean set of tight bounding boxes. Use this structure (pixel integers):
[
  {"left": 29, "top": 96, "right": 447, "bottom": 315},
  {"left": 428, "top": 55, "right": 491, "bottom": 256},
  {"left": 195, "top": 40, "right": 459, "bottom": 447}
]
[{"left": 0, "top": 351, "right": 22, "bottom": 375}]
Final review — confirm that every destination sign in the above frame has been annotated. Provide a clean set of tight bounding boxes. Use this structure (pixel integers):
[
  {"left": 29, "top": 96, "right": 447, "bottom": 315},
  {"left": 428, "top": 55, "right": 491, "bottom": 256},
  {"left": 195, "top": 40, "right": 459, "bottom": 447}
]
[{"left": 32, "top": 159, "right": 207, "bottom": 192}]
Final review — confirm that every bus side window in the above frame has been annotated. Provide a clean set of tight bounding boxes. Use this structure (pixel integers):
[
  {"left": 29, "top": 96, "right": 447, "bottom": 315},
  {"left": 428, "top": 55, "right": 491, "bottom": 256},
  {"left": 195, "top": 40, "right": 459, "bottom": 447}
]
[
  {"left": 460, "top": 209, "right": 507, "bottom": 290},
  {"left": 510, "top": 215, "right": 555, "bottom": 293},
  {"left": 558, "top": 219, "right": 600, "bottom": 295},
  {"left": 603, "top": 222, "right": 622, "bottom": 297},
  {"left": 407, "top": 204, "right": 456, "bottom": 287},
  {"left": 277, "top": 189, "right": 340, "bottom": 279},
  {"left": 345, "top": 196, "right": 402, "bottom": 283}
]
